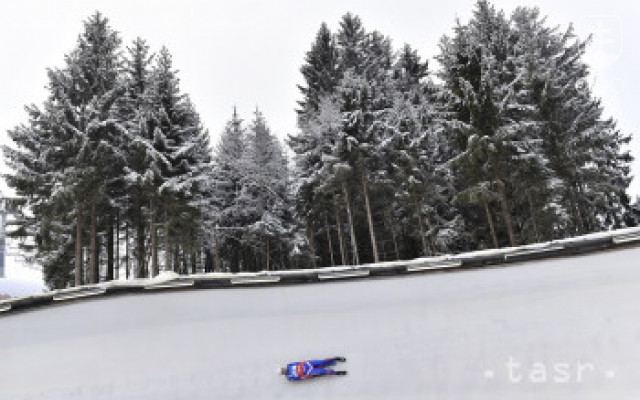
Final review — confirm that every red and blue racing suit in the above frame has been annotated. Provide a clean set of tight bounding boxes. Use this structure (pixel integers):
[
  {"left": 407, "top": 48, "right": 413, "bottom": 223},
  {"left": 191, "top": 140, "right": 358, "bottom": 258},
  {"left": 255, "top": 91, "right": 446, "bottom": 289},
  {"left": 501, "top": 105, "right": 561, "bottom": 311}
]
[{"left": 284, "top": 358, "right": 338, "bottom": 381}]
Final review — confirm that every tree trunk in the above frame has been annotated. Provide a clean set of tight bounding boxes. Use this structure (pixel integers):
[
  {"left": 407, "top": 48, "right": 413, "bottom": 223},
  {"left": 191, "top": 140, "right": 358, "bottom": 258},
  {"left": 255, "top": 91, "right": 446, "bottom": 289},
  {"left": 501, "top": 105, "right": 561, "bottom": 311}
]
[
  {"left": 333, "top": 196, "right": 347, "bottom": 266},
  {"left": 125, "top": 224, "right": 130, "bottom": 280},
  {"left": 164, "top": 209, "right": 170, "bottom": 273},
  {"left": 136, "top": 207, "right": 145, "bottom": 279},
  {"left": 191, "top": 247, "right": 197, "bottom": 275},
  {"left": 306, "top": 219, "right": 317, "bottom": 269},
  {"left": 182, "top": 245, "right": 188, "bottom": 274},
  {"left": 412, "top": 190, "right": 428, "bottom": 257},
  {"left": 83, "top": 246, "right": 88, "bottom": 281},
  {"left": 342, "top": 182, "right": 360, "bottom": 265},
  {"left": 392, "top": 230, "right": 400, "bottom": 261},
  {"left": 482, "top": 194, "right": 499, "bottom": 249},
  {"left": 214, "top": 228, "right": 221, "bottom": 272},
  {"left": 527, "top": 191, "right": 541, "bottom": 242},
  {"left": 576, "top": 183, "right": 592, "bottom": 232},
  {"left": 241, "top": 248, "right": 247, "bottom": 272},
  {"left": 230, "top": 243, "right": 238, "bottom": 273},
  {"left": 75, "top": 201, "right": 84, "bottom": 286},
  {"left": 265, "top": 235, "right": 270, "bottom": 271},
  {"left": 324, "top": 212, "right": 335, "bottom": 266},
  {"left": 424, "top": 214, "right": 437, "bottom": 255},
  {"left": 205, "top": 249, "right": 214, "bottom": 273},
  {"left": 173, "top": 243, "right": 180, "bottom": 273},
  {"left": 567, "top": 187, "right": 584, "bottom": 234},
  {"left": 388, "top": 210, "right": 400, "bottom": 260},
  {"left": 361, "top": 171, "right": 379, "bottom": 263},
  {"left": 176, "top": 244, "right": 182, "bottom": 274},
  {"left": 106, "top": 220, "right": 114, "bottom": 281},
  {"left": 280, "top": 237, "right": 285, "bottom": 270},
  {"left": 150, "top": 196, "right": 158, "bottom": 277},
  {"left": 115, "top": 213, "right": 120, "bottom": 280},
  {"left": 89, "top": 189, "right": 98, "bottom": 284},
  {"left": 497, "top": 183, "right": 516, "bottom": 247}
]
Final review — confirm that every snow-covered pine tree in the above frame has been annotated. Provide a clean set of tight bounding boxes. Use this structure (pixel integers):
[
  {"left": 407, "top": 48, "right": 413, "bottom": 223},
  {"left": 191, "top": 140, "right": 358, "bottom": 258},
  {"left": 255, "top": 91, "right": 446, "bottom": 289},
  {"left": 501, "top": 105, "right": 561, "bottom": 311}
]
[
  {"left": 4, "top": 103, "right": 77, "bottom": 288},
  {"left": 502, "top": 7, "right": 558, "bottom": 243},
  {"left": 438, "top": 0, "right": 553, "bottom": 249},
  {"left": 438, "top": 1, "right": 633, "bottom": 247},
  {"left": 297, "top": 22, "right": 339, "bottom": 120},
  {"left": 5, "top": 13, "right": 214, "bottom": 285},
  {"left": 330, "top": 15, "right": 394, "bottom": 264},
  {"left": 293, "top": 21, "right": 346, "bottom": 268},
  {"left": 290, "top": 95, "right": 345, "bottom": 268},
  {"left": 5, "top": 12, "right": 126, "bottom": 287},
  {"left": 236, "top": 109, "right": 292, "bottom": 271},
  {"left": 68, "top": 12, "right": 127, "bottom": 284},
  {"left": 293, "top": 21, "right": 342, "bottom": 268},
  {"left": 170, "top": 97, "right": 213, "bottom": 274},
  {"left": 336, "top": 13, "right": 367, "bottom": 76},
  {"left": 148, "top": 46, "right": 212, "bottom": 275},
  {"left": 523, "top": 10, "right": 633, "bottom": 235},
  {"left": 438, "top": 1, "right": 506, "bottom": 249},
  {"left": 293, "top": 13, "right": 446, "bottom": 265},
  {"left": 211, "top": 108, "right": 247, "bottom": 272},
  {"left": 119, "top": 37, "right": 155, "bottom": 278},
  {"left": 381, "top": 44, "right": 461, "bottom": 257}
]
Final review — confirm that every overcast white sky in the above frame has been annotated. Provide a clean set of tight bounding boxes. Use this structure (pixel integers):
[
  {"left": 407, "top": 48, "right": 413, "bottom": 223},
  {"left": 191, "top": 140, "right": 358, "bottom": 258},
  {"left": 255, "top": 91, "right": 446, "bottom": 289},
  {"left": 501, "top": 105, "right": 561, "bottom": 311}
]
[{"left": 0, "top": 0, "right": 638, "bottom": 193}]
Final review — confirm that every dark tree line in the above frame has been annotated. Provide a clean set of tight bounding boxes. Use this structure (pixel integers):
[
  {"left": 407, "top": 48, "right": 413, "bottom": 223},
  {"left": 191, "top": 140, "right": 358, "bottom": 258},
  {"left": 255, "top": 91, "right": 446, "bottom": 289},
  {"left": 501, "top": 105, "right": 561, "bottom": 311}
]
[
  {"left": 3, "top": 3, "right": 636, "bottom": 288},
  {"left": 4, "top": 13, "right": 212, "bottom": 288},
  {"left": 289, "top": 3, "right": 634, "bottom": 268}
]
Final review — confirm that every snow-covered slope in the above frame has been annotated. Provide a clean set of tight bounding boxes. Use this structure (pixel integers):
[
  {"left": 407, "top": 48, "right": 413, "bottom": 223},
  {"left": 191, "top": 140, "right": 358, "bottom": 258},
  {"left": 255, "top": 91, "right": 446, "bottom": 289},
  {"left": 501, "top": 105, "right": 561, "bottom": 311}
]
[
  {"left": 1, "top": 244, "right": 639, "bottom": 399},
  {"left": 0, "top": 278, "right": 44, "bottom": 299}
]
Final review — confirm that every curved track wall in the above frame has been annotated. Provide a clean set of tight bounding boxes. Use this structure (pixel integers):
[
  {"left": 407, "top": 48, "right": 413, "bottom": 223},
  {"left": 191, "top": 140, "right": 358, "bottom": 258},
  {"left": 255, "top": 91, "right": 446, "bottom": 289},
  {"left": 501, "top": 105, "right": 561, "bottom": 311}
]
[{"left": 1, "top": 228, "right": 640, "bottom": 399}]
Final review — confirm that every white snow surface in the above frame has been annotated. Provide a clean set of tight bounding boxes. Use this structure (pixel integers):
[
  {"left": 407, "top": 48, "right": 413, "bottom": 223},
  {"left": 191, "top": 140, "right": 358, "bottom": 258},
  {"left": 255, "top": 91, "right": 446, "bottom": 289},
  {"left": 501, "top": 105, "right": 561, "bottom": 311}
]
[
  {"left": 1, "top": 244, "right": 640, "bottom": 399},
  {"left": 0, "top": 278, "right": 44, "bottom": 298}
]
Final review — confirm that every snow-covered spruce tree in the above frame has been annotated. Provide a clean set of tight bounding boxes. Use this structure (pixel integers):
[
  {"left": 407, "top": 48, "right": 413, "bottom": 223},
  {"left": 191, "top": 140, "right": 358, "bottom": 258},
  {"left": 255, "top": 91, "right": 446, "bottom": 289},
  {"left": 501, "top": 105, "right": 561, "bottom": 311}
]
[
  {"left": 329, "top": 14, "right": 465, "bottom": 262},
  {"left": 437, "top": 1, "right": 554, "bottom": 249},
  {"left": 70, "top": 12, "right": 126, "bottom": 285},
  {"left": 290, "top": 95, "right": 345, "bottom": 268},
  {"left": 498, "top": 7, "right": 559, "bottom": 243},
  {"left": 291, "top": 22, "right": 343, "bottom": 268},
  {"left": 438, "top": 1, "right": 633, "bottom": 247},
  {"left": 162, "top": 97, "right": 213, "bottom": 275},
  {"left": 5, "top": 12, "right": 126, "bottom": 287},
  {"left": 381, "top": 44, "right": 462, "bottom": 257},
  {"left": 147, "top": 46, "right": 212, "bottom": 276},
  {"left": 236, "top": 109, "right": 292, "bottom": 271},
  {"left": 4, "top": 103, "right": 77, "bottom": 288},
  {"left": 211, "top": 108, "right": 247, "bottom": 272},
  {"left": 311, "top": 13, "right": 373, "bottom": 266},
  {"left": 517, "top": 8, "right": 633, "bottom": 235},
  {"left": 293, "top": 13, "right": 455, "bottom": 265},
  {"left": 333, "top": 16, "right": 406, "bottom": 264},
  {"left": 119, "top": 37, "right": 155, "bottom": 278},
  {"left": 297, "top": 22, "right": 340, "bottom": 120}
]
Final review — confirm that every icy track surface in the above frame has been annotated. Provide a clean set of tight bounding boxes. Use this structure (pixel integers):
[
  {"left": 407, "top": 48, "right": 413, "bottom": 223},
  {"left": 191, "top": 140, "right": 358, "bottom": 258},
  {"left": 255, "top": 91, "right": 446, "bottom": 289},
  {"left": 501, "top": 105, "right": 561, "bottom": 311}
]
[{"left": 2, "top": 246, "right": 640, "bottom": 400}]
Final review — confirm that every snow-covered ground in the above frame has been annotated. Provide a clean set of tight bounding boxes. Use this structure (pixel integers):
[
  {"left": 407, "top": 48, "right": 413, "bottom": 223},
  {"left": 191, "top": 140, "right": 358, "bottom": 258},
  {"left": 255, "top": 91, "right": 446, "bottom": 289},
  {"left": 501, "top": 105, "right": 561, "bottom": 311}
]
[
  {"left": 2, "top": 235, "right": 45, "bottom": 290},
  {"left": 1, "top": 244, "right": 639, "bottom": 399},
  {"left": 0, "top": 239, "right": 46, "bottom": 298}
]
